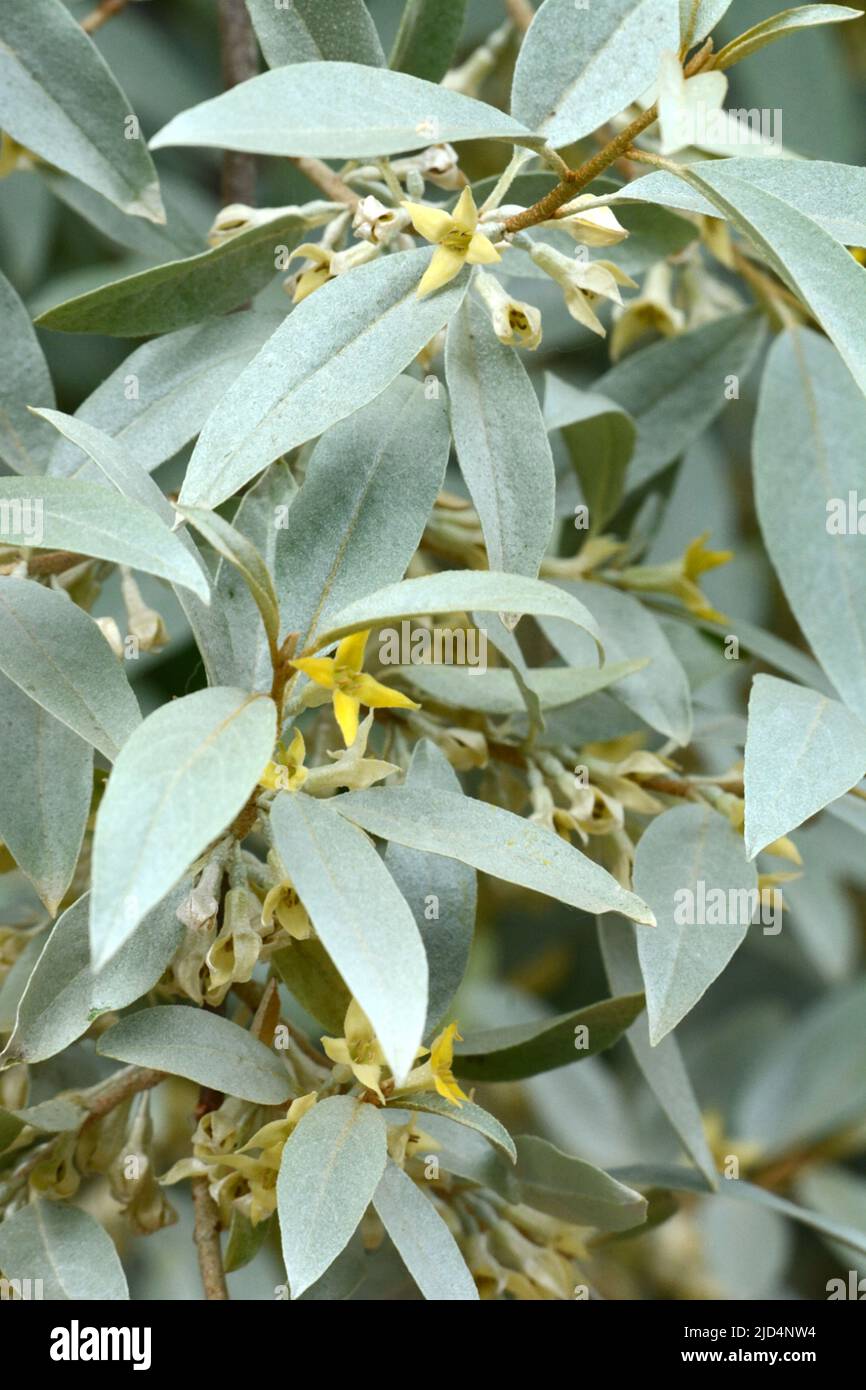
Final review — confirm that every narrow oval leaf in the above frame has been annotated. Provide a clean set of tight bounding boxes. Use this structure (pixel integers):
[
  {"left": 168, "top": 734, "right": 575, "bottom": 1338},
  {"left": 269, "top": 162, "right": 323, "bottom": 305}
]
[
  {"left": 90, "top": 688, "right": 277, "bottom": 967},
  {"left": 515, "top": 1135, "right": 647, "bottom": 1231},
  {"left": 180, "top": 506, "right": 280, "bottom": 654},
  {"left": 179, "top": 250, "right": 469, "bottom": 509},
  {"left": 277, "top": 1094, "right": 387, "bottom": 1297},
  {"left": 670, "top": 164, "right": 866, "bottom": 400},
  {"left": 97, "top": 1005, "right": 292, "bottom": 1104},
  {"left": 1, "top": 889, "right": 184, "bottom": 1066},
  {"left": 336, "top": 786, "right": 656, "bottom": 924},
  {"left": 306, "top": 569, "right": 603, "bottom": 656},
  {"left": 551, "top": 389, "right": 636, "bottom": 533},
  {"left": 0, "top": 476, "right": 209, "bottom": 601},
  {"left": 540, "top": 581, "right": 693, "bottom": 745},
  {"left": 0, "top": 268, "right": 54, "bottom": 474},
  {"left": 389, "top": 0, "right": 468, "bottom": 84},
  {"left": 152, "top": 63, "right": 542, "bottom": 158},
  {"left": 754, "top": 328, "right": 866, "bottom": 721},
  {"left": 0, "top": 1201, "right": 129, "bottom": 1300},
  {"left": 599, "top": 915, "right": 718, "bottom": 1186},
  {"left": 373, "top": 1158, "right": 478, "bottom": 1300},
  {"left": 619, "top": 158, "right": 866, "bottom": 249},
  {"left": 716, "top": 5, "right": 862, "bottom": 69},
  {"left": 0, "top": 0, "right": 163, "bottom": 222},
  {"left": 392, "top": 660, "right": 645, "bottom": 718},
  {"left": 245, "top": 0, "right": 386, "bottom": 67},
  {"left": 383, "top": 740, "right": 476, "bottom": 1038},
  {"left": 445, "top": 297, "right": 554, "bottom": 578},
  {"left": 36, "top": 210, "right": 315, "bottom": 337},
  {"left": 551, "top": 311, "right": 766, "bottom": 492},
  {"left": 454, "top": 993, "right": 646, "bottom": 1082},
  {"left": 512, "top": 0, "right": 679, "bottom": 149},
  {"left": 391, "top": 1091, "right": 517, "bottom": 1162},
  {"left": 745, "top": 675, "right": 866, "bottom": 859},
  {"left": 0, "top": 672, "right": 91, "bottom": 914},
  {"left": 48, "top": 311, "right": 282, "bottom": 479},
  {"left": 274, "top": 375, "right": 450, "bottom": 653},
  {"left": 0, "top": 577, "right": 141, "bottom": 762},
  {"left": 269, "top": 791, "right": 428, "bottom": 1082},
  {"left": 633, "top": 804, "right": 757, "bottom": 1044},
  {"left": 680, "top": 0, "right": 734, "bottom": 44}
]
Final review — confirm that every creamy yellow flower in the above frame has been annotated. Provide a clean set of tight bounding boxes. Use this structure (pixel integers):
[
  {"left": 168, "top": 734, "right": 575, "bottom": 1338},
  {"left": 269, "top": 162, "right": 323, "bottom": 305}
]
[
  {"left": 287, "top": 240, "right": 379, "bottom": 302},
  {"left": 261, "top": 875, "right": 312, "bottom": 942},
  {"left": 552, "top": 200, "right": 629, "bottom": 247},
  {"left": 403, "top": 187, "right": 501, "bottom": 298},
  {"left": 525, "top": 241, "right": 636, "bottom": 336},
  {"left": 260, "top": 728, "right": 308, "bottom": 793},
  {"left": 610, "top": 261, "right": 686, "bottom": 361},
  {"left": 291, "top": 629, "right": 419, "bottom": 747},
  {"left": 396, "top": 1022, "right": 470, "bottom": 1108},
  {"left": 474, "top": 270, "right": 542, "bottom": 350},
  {"left": 322, "top": 998, "right": 388, "bottom": 1101},
  {"left": 617, "top": 532, "right": 733, "bottom": 623}
]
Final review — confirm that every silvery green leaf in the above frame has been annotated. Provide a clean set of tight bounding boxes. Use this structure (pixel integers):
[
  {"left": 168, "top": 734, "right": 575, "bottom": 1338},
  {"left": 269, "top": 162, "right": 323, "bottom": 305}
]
[
  {"left": 383, "top": 740, "right": 476, "bottom": 1037},
  {"left": 540, "top": 581, "right": 692, "bottom": 744},
  {"left": 0, "top": 577, "right": 141, "bottom": 762},
  {"left": 277, "top": 1094, "right": 387, "bottom": 1298},
  {"left": 179, "top": 250, "right": 469, "bottom": 509},
  {"left": 730, "top": 1180, "right": 866, "bottom": 1260},
  {"left": 392, "top": 659, "right": 645, "bottom": 717},
  {"left": 97, "top": 1005, "right": 293, "bottom": 1104},
  {"left": 549, "top": 311, "right": 765, "bottom": 492},
  {"left": 511, "top": 0, "right": 679, "bottom": 149},
  {"left": 453, "top": 992, "right": 645, "bottom": 1082},
  {"left": 272, "top": 936, "right": 351, "bottom": 1035},
  {"left": 744, "top": 675, "right": 866, "bottom": 858},
  {"left": 269, "top": 791, "right": 427, "bottom": 1082},
  {"left": 275, "top": 375, "right": 450, "bottom": 653},
  {"left": 224, "top": 1208, "right": 274, "bottom": 1275},
  {"left": 180, "top": 506, "right": 280, "bottom": 655},
  {"left": 680, "top": 0, "right": 734, "bottom": 44},
  {"left": 0, "top": 0, "right": 163, "bottom": 223},
  {"left": 38, "top": 165, "right": 204, "bottom": 260},
  {"left": 0, "top": 475, "right": 209, "bottom": 601},
  {"left": 373, "top": 1158, "right": 478, "bottom": 1300},
  {"left": 218, "top": 462, "right": 297, "bottom": 692},
  {"left": 35, "top": 210, "right": 312, "bottom": 337},
  {"left": 0, "top": 1200, "right": 128, "bottom": 1300},
  {"left": 0, "top": 671, "right": 91, "bottom": 914},
  {"left": 794, "top": 1166, "right": 866, "bottom": 1266},
  {"left": 514, "top": 1135, "right": 647, "bottom": 1231},
  {"left": 754, "top": 329, "right": 866, "bottom": 720},
  {"left": 391, "top": 1091, "right": 517, "bottom": 1162},
  {"left": 715, "top": 4, "right": 862, "bottom": 69},
  {"left": 633, "top": 804, "right": 757, "bottom": 1043},
  {"left": 618, "top": 158, "right": 866, "bottom": 248},
  {"left": 0, "top": 889, "right": 184, "bottom": 1066},
  {"left": 90, "top": 688, "right": 277, "bottom": 967},
  {"left": 475, "top": 610, "right": 544, "bottom": 733},
  {"left": 599, "top": 915, "right": 718, "bottom": 1186},
  {"left": 307, "top": 568, "right": 603, "bottom": 655},
  {"left": 48, "top": 311, "right": 282, "bottom": 479},
  {"left": 35, "top": 409, "right": 237, "bottom": 689},
  {"left": 664, "top": 605, "right": 833, "bottom": 695},
  {"left": 445, "top": 297, "right": 554, "bottom": 578},
  {"left": 550, "top": 389, "right": 635, "bottom": 533},
  {"left": 0, "top": 268, "right": 54, "bottom": 475},
  {"left": 246, "top": 0, "right": 385, "bottom": 66},
  {"left": 390, "top": 0, "right": 468, "bottom": 82},
  {"left": 337, "top": 786, "right": 656, "bottom": 924},
  {"left": 733, "top": 978, "right": 866, "bottom": 1157},
  {"left": 670, "top": 164, "right": 866, "bottom": 399},
  {"left": 151, "top": 63, "right": 543, "bottom": 159}
]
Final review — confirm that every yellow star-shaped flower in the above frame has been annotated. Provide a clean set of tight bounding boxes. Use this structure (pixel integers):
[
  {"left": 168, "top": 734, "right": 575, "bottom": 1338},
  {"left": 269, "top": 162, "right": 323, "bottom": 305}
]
[
  {"left": 259, "top": 728, "right": 308, "bottom": 792},
  {"left": 290, "top": 630, "right": 419, "bottom": 747},
  {"left": 321, "top": 999, "right": 388, "bottom": 1102},
  {"left": 403, "top": 187, "right": 501, "bottom": 298},
  {"left": 394, "top": 1021, "right": 470, "bottom": 1108}
]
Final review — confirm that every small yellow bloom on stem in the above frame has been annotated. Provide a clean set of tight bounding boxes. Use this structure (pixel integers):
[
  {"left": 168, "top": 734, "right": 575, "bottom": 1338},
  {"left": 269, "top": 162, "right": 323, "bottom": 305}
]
[
  {"left": 322, "top": 999, "right": 388, "bottom": 1102},
  {"left": 474, "top": 270, "right": 543, "bottom": 350},
  {"left": 260, "top": 728, "right": 308, "bottom": 792},
  {"left": 291, "top": 629, "right": 419, "bottom": 747},
  {"left": 403, "top": 187, "right": 501, "bottom": 298},
  {"left": 394, "top": 1022, "right": 470, "bottom": 1108},
  {"left": 617, "top": 532, "right": 733, "bottom": 624}
]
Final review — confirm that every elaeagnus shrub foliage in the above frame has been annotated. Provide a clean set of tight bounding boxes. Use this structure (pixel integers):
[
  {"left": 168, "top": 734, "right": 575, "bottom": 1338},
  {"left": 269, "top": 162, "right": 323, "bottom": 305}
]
[{"left": 0, "top": 0, "right": 865, "bottom": 1305}]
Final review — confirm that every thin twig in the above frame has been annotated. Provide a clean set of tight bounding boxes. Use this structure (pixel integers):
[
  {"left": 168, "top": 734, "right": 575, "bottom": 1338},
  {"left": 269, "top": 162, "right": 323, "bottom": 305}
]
[
  {"left": 292, "top": 156, "right": 361, "bottom": 210},
  {"left": 503, "top": 0, "right": 536, "bottom": 34},
  {"left": 217, "top": 0, "right": 259, "bottom": 207},
  {"left": 192, "top": 1177, "right": 230, "bottom": 1300},
  {"left": 81, "top": 1065, "right": 165, "bottom": 1120},
  {"left": 81, "top": 0, "right": 129, "bottom": 34}
]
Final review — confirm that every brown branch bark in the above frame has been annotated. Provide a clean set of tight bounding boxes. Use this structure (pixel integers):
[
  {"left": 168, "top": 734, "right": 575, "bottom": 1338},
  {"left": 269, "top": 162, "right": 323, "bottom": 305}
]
[
  {"left": 292, "top": 156, "right": 360, "bottom": 210},
  {"left": 82, "top": 1065, "right": 165, "bottom": 1120},
  {"left": 503, "top": 0, "right": 536, "bottom": 34},
  {"left": 217, "top": 0, "right": 259, "bottom": 207},
  {"left": 192, "top": 1176, "right": 230, "bottom": 1300},
  {"left": 81, "top": 0, "right": 130, "bottom": 34}
]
